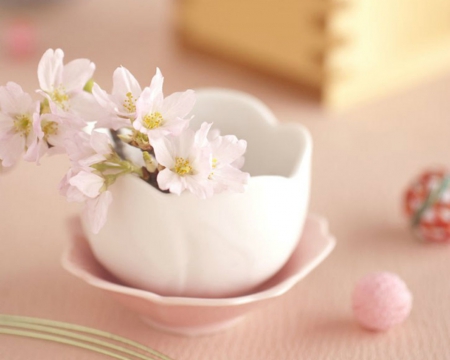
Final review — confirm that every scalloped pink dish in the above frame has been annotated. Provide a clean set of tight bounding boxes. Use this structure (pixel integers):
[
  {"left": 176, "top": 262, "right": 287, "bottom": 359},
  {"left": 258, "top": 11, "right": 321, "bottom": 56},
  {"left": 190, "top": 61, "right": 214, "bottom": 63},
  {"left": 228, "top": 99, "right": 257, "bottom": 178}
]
[{"left": 62, "top": 215, "right": 335, "bottom": 336}]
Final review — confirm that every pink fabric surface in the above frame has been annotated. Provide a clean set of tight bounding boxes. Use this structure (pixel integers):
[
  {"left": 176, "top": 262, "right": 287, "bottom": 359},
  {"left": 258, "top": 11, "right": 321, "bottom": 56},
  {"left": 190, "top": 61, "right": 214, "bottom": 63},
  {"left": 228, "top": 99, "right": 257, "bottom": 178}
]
[{"left": 1, "top": 1, "right": 450, "bottom": 359}]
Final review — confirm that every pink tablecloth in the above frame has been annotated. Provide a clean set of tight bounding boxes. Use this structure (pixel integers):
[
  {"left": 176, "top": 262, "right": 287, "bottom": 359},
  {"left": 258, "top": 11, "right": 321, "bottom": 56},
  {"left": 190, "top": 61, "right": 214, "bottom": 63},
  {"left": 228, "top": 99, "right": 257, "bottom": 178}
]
[{"left": 1, "top": 1, "right": 450, "bottom": 359}]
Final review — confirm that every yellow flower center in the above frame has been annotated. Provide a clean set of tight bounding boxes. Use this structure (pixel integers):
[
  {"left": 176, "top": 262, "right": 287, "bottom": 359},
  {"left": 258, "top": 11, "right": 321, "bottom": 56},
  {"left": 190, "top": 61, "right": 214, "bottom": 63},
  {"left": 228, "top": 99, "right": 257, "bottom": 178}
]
[
  {"left": 123, "top": 92, "right": 136, "bottom": 113},
  {"left": 208, "top": 158, "right": 218, "bottom": 179},
  {"left": 174, "top": 157, "right": 193, "bottom": 176},
  {"left": 51, "top": 87, "right": 69, "bottom": 110},
  {"left": 14, "top": 114, "right": 32, "bottom": 137},
  {"left": 143, "top": 112, "right": 163, "bottom": 129},
  {"left": 42, "top": 120, "right": 58, "bottom": 139}
]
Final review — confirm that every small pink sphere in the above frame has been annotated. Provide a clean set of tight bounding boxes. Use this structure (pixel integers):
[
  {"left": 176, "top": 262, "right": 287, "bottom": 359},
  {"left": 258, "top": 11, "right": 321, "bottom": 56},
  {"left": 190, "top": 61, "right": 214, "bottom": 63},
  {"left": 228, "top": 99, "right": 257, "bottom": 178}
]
[
  {"left": 352, "top": 272, "right": 412, "bottom": 331},
  {"left": 5, "top": 20, "right": 36, "bottom": 59}
]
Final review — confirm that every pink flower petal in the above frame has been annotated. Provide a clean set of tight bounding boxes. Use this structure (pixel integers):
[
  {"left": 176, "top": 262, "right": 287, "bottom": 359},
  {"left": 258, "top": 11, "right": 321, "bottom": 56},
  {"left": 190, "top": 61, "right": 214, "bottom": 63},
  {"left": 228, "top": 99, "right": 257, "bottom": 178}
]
[
  {"left": 89, "top": 131, "right": 111, "bottom": 156},
  {"left": 211, "top": 135, "right": 247, "bottom": 166},
  {"left": 69, "top": 171, "right": 104, "bottom": 198},
  {"left": 92, "top": 83, "right": 113, "bottom": 110},
  {"left": 0, "top": 132, "right": 24, "bottom": 167},
  {"left": 63, "top": 58, "right": 95, "bottom": 93},
  {"left": 0, "top": 82, "right": 34, "bottom": 115},
  {"left": 194, "top": 122, "right": 212, "bottom": 148},
  {"left": 210, "top": 165, "right": 249, "bottom": 194},
  {"left": 85, "top": 190, "right": 113, "bottom": 234}
]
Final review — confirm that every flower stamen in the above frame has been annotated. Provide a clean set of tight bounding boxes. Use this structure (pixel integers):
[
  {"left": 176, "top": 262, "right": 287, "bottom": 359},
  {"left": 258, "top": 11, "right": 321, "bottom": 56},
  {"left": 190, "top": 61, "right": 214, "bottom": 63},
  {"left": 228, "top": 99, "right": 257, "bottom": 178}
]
[
  {"left": 143, "top": 112, "right": 163, "bottom": 129},
  {"left": 42, "top": 120, "right": 58, "bottom": 140},
  {"left": 123, "top": 92, "right": 136, "bottom": 113},
  {"left": 14, "top": 114, "right": 32, "bottom": 136},
  {"left": 174, "top": 157, "right": 192, "bottom": 176},
  {"left": 50, "top": 87, "right": 69, "bottom": 110}
]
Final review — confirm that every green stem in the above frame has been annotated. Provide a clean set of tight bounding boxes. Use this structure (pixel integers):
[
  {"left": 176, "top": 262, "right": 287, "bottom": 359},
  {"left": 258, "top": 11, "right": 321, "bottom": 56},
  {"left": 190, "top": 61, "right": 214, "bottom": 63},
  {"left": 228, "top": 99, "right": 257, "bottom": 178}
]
[
  {"left": 0, "top": 320, "right": 158, "bottom": 360},
  {"left": 0, "top": 328, "right": 132, "bottom": 360},
  {"left": 0, "top": 315, "right": 174, "bottom": 360}
]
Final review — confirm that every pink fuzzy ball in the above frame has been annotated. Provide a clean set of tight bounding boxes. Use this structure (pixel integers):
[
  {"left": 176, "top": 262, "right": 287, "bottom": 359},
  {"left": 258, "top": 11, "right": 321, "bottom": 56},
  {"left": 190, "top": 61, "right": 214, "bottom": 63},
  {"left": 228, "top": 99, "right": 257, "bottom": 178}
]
[
  {"left": 352, "top": 272, "right": 412, "bottom": 331},
  {"left": 5, "top": 20, "right": 36, "bottom": 59}
]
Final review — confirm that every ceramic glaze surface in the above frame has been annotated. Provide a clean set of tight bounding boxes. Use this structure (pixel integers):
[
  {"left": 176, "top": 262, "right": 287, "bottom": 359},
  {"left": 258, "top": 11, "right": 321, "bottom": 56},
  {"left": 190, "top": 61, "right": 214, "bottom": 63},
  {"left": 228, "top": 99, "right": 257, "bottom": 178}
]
[
  {"left": 83, "top": 89, "right": 312, "bottom": 298},
  {"left": 64, "top": 215, "right": 335, "bottom": 336}
]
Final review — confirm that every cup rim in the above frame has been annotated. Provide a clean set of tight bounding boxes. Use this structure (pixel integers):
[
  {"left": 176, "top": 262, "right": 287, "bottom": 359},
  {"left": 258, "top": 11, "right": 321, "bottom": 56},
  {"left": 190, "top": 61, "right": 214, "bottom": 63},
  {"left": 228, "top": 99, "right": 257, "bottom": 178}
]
[{"left": 194, "top": 88, "right": 312, "bottom": 180}]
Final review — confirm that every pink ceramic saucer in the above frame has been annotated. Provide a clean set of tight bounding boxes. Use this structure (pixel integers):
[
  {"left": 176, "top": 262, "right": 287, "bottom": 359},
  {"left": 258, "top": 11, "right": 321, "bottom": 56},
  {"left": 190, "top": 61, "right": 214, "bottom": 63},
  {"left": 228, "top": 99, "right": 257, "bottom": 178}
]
[{"left": 62, "top": 215, "right": 336, "bottom": 336}]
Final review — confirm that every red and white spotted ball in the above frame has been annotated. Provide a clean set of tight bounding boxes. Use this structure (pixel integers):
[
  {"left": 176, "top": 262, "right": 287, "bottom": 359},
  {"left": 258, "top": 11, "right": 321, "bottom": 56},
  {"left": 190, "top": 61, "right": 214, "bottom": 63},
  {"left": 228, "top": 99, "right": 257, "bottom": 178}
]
[
  {"left": 404, "top": 169, "right": 450, "bottom": 243},
  {"left": 352, "top": 272, "right": 412, "bottom": 331}
]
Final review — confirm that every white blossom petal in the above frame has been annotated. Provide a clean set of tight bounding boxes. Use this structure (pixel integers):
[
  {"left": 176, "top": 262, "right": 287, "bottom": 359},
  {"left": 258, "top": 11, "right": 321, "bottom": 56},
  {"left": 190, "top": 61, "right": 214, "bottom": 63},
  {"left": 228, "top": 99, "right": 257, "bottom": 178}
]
[
  {"left": 79, "top": 153, "right": 107, "bottom": 167},
  {"left": 63, "top": 58, "right": 95, "bottom": 93},
  {"left": 69, "top": 171, "right": 104, "bottom": 198},
  {"left": 212, "top": 135, "right": 247, "bottom": 165},
  {"left": 92, "top": 83, "right": 114, "bottom": 110},
  {"left": 157, "top": 168, "right": 184, "bottom": 195},
  {"left": 194, "top": 122, "right": 212, "bottom": 148},
  {"left": 185, "top": 175, "right": 214, "bottom": 199},
  {"left": 152, "top": 137, "right": 175, "bottom": 168},
  {"left": 59, "top": 169, "right": 86, "bottom": 202},
  {"left": 210, "top": 165, "right": 249, "bottom": 193},
  {"left": 37, "top": 48, "right": 64, "bottom": 92},
  {"left": 146, "top": 67, "right": 164, "bottom": 105},
  {"left": 89, "top": 131, "right": 111, "bottom": 155},
  {"left": 0, "top": 113, "right": 12, "bottom": 132},
  {"left": 70, "top": 91, "right": 108, "bottom": 122},
  {"left": 85, "top": 190, "right": 113, "bottom": 234},
  {"left": 23, "top": 137, "right": 47, "bottom": 164},
  {"left": 112, "top": 66, "right": 141, "bottom": 97},
  {"left": 147, "top": 117, "right": 189, "bottom": 142},
  {"left": 0, "top": 82, "right": 34, "bottom": 114},
  {"left": 161, "top": 89, "right": 195, "bottom": 121},
  {"left": 0, "top": 133, "right": 25, "bottom": 167}
]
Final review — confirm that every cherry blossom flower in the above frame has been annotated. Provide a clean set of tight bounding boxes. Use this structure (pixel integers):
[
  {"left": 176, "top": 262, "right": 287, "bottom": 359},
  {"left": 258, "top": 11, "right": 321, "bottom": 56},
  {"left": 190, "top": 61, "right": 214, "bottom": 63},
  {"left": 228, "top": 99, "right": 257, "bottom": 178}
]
[
  {"left": 59, "top": 168, "right": 88, "bottom": 203},
  {"left": 153, "top": 123, "right": 213, "bottom": 198},
  {"left": 0, "top": 82, "right": 39, "bottom": 167},
  {"left": 208, "top": 134, "right": 249, "bottom": 193},
  {"left": 59, "top": 130, "right": 112, "bottom": 205},
  {"left": 60, "top": 128, "right": 144, "bottom": 233},
  {"left": 133, "top": 68, "right": 195, "bottom": 141},
  {"left": 24, "top": 112, "right": 87, "bottom": 164},
  {"left": 59, "top": 167, "right": 112, "bottom": 234},
  {"left": 69, "top": 170, "right": 105, "bottom": 198},
  {"left": 92, "top": 66, "right": 142, "bottom": 130},
  {"left": 58, "top": 130, "right": 114, "bottom": 233},
  {"left": 0, "top": 48, "right": 250, "bottom": 233},
  {"left": 195, "top": 124, "right": 249, "bottom": 193},
  {"left": 37, "top": 48, "right": 102, "bottom": 121},
  {"left": 64, "top": 130, "right": 112, "bottom": 169}
]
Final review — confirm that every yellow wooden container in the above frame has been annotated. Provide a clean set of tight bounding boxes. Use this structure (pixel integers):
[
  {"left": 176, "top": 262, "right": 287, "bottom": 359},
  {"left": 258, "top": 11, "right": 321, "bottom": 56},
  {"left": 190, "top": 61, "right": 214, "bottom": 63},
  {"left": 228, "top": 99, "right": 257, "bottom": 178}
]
[{"left": 178, "top": 0, "right": 450, "bottom": 109}]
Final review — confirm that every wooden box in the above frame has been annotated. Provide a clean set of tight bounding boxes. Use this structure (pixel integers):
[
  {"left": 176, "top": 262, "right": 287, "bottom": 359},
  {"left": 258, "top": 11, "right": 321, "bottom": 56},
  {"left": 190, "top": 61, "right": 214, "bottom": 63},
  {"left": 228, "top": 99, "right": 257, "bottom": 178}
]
[{"left": 178, "top": 0, "right": 450, "bottom": 109}]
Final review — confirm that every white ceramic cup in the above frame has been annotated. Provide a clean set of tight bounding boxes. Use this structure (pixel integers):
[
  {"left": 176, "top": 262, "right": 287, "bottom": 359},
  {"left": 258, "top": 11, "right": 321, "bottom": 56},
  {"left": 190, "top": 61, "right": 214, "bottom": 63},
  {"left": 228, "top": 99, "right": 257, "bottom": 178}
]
[{"left": 83, "top": 89, "right": 312, "bottom": 298}]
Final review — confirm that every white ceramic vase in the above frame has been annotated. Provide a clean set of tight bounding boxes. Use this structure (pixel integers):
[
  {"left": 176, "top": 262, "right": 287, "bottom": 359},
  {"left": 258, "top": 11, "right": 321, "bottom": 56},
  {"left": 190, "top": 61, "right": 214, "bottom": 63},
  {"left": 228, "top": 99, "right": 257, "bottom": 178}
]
[{"left": 82, "top": 89, "right": 312, "bottom": 298}]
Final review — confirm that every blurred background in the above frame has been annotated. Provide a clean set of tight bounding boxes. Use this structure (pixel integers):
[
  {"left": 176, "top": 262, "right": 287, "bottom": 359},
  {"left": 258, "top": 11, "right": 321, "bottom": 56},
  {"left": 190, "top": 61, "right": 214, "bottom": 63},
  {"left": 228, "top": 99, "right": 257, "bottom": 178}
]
[{"left": 1, "top": 0, "right": 449, "bottom": 112}]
